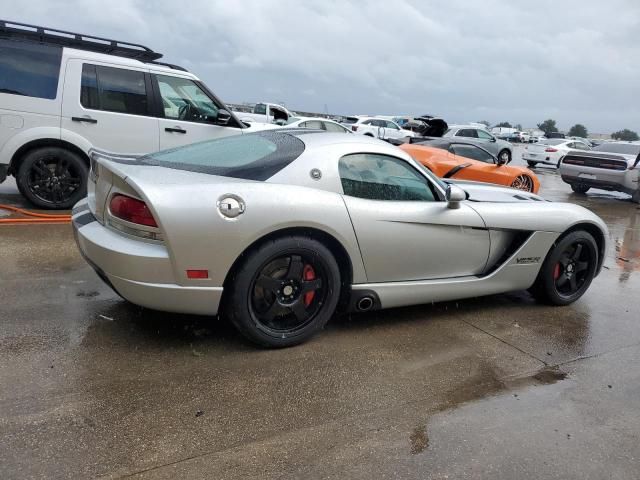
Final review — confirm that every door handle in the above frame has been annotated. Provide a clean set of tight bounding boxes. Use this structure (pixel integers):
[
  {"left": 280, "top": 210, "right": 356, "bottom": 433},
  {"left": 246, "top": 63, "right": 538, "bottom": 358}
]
[
  {"left": 72, "top": 116, "right": 98, "bottom": 124},
  {"left": 165, "top": 127, "right": 187, "bottom": 134}
]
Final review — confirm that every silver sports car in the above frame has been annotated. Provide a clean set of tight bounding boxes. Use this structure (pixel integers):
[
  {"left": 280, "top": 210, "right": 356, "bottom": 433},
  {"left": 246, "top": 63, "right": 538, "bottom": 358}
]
[{"left": 73, "top": 130, "right": 608, "bottom": 347}]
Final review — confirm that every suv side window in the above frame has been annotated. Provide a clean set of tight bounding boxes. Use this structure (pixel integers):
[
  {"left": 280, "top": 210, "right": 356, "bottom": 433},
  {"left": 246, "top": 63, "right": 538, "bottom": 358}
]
[
  {"left": 155, "top": 75, "right": 220, "bottom": 123},
  {"left": 477, "top": 129, "right": 493, "bottom": 140},
  {"left": 254, "top": 103, "right": 267, "bottom": 115},
  {"left": 450, "top": 144, "right": 494, "bottom": 163},
  {"left": 457, "top": 129, "right": 478, "bottom": 138},
  {"left": 80, "top": 64, "right": 148, "bottom": 115},
  {"left": 339, "top": 153, "right": 437, "bottom": 201},
  {"left": 0, "top": 39, "right": 62, "bottom": 99},
  {"left": 385, "top": 120, "right": 399, "bottom": 130}
]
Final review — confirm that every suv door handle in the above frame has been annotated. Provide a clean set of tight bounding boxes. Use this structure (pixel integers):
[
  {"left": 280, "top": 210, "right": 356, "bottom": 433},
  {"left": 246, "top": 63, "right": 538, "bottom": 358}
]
[
  {"left": 165, "top": 127, "right": 187, "bottom": 134},
  {"left": 72, "top": 116, "right": 98, "bottom": 124}
]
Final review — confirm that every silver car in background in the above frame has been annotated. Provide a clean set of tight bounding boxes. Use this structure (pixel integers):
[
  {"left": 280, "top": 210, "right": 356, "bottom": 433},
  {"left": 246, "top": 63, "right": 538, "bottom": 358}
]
[
  {"left": 443, "top": 125, "right": 513, "bottom": 163},
  {"left": 560, "top": 142, "right": 640, "bottom": 202},
  {"left": 73, "top": 131, "right": 608, "bottom": 347}
]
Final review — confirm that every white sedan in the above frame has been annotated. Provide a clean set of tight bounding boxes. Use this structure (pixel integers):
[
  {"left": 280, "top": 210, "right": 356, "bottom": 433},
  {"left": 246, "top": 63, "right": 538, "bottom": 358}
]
[
  {"left": 284, "top": 117, "right": 352, "bottom": 133},
  {"left": 523, "top": 139, "right": 591, "bottom": 167},
  {"left": 351, "top": 117, "right": 415, "bottom": 140}
]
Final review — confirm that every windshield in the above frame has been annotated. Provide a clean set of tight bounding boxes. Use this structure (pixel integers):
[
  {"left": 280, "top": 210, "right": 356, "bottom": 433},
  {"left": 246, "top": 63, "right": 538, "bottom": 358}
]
[
  {"left": 140, "top": 131, "right": 305, "bottom": 181},
  {"left": 539, "top": 139, "right": 566, "bottom": 145},
  {"left": 593, "top": 143, "right": 640, "bottom": 155}
]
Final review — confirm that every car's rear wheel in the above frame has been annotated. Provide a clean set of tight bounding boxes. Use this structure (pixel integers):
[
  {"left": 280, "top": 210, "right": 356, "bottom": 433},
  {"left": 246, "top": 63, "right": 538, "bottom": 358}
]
[
  {"left": 526, "top": 161, "right": 537, "bottom": 168},
  {"left": 571, "top": 184, "right": 590, "bottom": 194},
  {"left": 529, "top": 230, "right": 598, "bottom": 306},
  {"left": 225, "top": 236, "right": 341, "bottom": 348},
  {"left": 511, "top": 174, "right": 534, "bottom": 192},
  {"left": 499, "top": 149, "right": 511, "bottom": 164},
  {"left": 16, "top": 147, "right": 87, "bottom": 209}
]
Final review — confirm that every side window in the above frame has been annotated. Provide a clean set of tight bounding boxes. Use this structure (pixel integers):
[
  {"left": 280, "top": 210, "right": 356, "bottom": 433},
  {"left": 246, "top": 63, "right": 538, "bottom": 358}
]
[
  {"left": 155, "top": 75, "right": 220, "bottom": 123},
  {"left": 458, "top": 129, "right": 478, "bottom": 138},
  {"left": 323, "top": 121, "right": 347, "bottom": 133},
  {"left": 477, "top": 130, "right": 493, "bottom": 140},
  {"left": 0, "top": 39, "right": 62, "bottom": 99},
  {"left": 339, "top": 153, "right": 437, "bottom": 202},
  {"left": 385, "top": 121, "right": 400, "bottom": 130},
  {"left": 301, "top": 120, "right": 324, "bottom": 130},
  {"left": 450, "top": 144, "right": 494, "bottom": 163},
  {"left": 81, "top": 64, "right": 148, "bottom": 115},
  {"left": 362, "top": 119, "right": 374, "bottom": 125},
  {"left": 254, "top": 103, "right": 266, "bottom": 115}
]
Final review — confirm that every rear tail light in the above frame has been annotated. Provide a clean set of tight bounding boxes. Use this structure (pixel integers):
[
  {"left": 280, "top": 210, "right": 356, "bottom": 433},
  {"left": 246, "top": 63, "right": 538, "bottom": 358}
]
[
  {"left": 109, "top": 194, "right": 157, "bottom": 227},
  {"left": 545, "top": 147, "right": 558, "bottom": 152},
  {"left": 352, "top": 125, "right": 358, "bottom": 132}
]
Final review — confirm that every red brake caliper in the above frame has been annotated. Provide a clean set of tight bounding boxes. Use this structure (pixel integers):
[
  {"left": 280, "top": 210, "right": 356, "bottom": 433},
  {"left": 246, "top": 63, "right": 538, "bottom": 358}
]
[
  {"left": 553, "top": 263, "right": 561, "bottom": 280},
  {"left": 303, "top": 265, "right": 316, "bottom": 307}
]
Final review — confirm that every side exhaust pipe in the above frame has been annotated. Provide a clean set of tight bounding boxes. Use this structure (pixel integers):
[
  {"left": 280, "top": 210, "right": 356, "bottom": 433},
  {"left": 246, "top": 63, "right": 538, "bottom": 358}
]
[{"left": 356, "top": 296, "right": 374, "bottom": 312}]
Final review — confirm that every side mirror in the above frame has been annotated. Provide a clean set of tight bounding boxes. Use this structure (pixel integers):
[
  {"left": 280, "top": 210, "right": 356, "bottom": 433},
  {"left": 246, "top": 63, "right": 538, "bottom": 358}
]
[
  {"left": 446, "top": 185, "right": 466, "bottom": 209},
  {"left": 490, "top": 137, "right": 497, "bottom": 142},
  {"left": 217, "top": 109, "right": 231, "bottom": 125}
]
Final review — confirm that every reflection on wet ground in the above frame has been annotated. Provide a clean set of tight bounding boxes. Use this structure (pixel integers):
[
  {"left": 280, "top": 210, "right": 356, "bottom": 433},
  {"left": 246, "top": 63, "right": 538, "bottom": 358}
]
[{"left": 1, "top": 158, "right": 639, "bottom": 479}]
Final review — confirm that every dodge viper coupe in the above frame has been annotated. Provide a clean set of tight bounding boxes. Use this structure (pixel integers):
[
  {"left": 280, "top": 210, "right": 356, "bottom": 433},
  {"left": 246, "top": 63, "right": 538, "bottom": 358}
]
[
  {"left": 396, "top": 138, "right": 540, "bottom": 193},
  {"left": 73, "top": 130, "right": 607, "bottom": 347}
]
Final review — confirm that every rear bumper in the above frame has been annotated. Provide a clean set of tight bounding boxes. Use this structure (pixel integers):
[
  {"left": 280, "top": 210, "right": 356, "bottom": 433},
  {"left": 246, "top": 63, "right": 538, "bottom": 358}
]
[
  {"left": 522, "top": 152, "right": 559, "bottom": 165},
  {"left": 559, "top": 164, "right": 638, "bottom": 196},
  {"left": 72, "top": 200, "right": 222, "bottom": 316},
  {"left": 0, "top": 164, "right": 7, "bottom": 183}
]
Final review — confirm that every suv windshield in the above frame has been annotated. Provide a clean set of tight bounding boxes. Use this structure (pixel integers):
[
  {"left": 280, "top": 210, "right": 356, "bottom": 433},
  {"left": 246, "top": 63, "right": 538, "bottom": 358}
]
[
  {"left": 594, "top": 143, "right": 640, "bottom": 155},
  {"left": 140, "top": 131, "right": 305, "bottom": 181}
]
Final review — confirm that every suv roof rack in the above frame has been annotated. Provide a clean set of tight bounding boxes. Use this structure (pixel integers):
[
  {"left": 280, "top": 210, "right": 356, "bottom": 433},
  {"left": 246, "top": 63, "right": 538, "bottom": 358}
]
[{"left": 0, "top": 18, "right": 163, "bottom": 62}]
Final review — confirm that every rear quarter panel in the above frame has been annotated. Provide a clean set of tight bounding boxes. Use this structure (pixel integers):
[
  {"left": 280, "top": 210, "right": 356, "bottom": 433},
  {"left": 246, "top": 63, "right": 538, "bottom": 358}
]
[{"left": 125, "top": 177, "right": 367, "bottom": 287}]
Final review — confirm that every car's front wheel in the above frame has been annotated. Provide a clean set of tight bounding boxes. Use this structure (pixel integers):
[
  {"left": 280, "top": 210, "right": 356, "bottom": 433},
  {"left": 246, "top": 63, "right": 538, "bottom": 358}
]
[
  {"left": 16, "top": 147, "right": 87, "bottom": 209},
  {"left": 529, "top": 230, "right": 598, "bottom": 306},
  {"left": 225, "top": 236, "right": 341, "bottom": 348},
  {"left": 571, "top": 184, "right": 590, "bottom": 194}
]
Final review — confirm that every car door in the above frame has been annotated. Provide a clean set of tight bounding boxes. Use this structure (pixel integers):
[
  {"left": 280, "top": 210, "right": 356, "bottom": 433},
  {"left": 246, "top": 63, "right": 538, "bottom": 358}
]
[
  {"left": 446, "top": 144, "right": 512, "bottom": 185},
  {"left": 153, "top": 73, "right": 243, "bottom": 150},
  {"left": 61, "top": 59, "right": 159, "bottom": 154},
  {"left": 339, "top": 153, "right": 490, "bottom": 282},
  {"left": 383, "top": 120, "right": 404, "bottom": 139}
]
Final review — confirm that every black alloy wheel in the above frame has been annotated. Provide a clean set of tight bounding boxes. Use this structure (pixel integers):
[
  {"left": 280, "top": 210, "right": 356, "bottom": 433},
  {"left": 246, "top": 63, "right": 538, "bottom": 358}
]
[
  {"left": 530, "top": 230, "right": 598, "bottom": 306},
  {"left": 250, "top": 254, "right": 327, "bottom": 335},
  {"left": 17, "top": 147, "right": 88, "bottom": 209},
  {"left": 225, "top": 236, "right": 341, "bottom": 347}
]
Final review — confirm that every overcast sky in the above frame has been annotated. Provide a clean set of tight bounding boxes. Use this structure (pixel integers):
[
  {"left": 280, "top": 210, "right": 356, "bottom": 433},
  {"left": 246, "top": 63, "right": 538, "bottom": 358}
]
[{"left": 3, "top": 0, "right": 639, "bottom": 133}]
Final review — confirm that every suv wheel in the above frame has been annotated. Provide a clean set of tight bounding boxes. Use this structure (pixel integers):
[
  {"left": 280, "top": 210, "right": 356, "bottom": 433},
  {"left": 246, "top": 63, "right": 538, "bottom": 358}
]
[
  {"left": 16, "top": 147, "right": 88, "bottom": 209},
  {"left": 498, "top": 149, "right": 511, "bottom": 164},
  {"left": 225, "top": 236, "right": 341, "bottom": 348},
  {"left": 526, "top": 161, "right": 537, "bottom": 168},
  {"left": 571, "top": 184, "right": 590, "bottom": 194}
]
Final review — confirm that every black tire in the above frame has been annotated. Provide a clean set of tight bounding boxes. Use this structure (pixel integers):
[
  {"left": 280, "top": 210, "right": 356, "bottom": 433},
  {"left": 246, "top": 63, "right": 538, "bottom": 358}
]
[
  {"left": 498, "top": 149, "right": 511, "bottom": 164},
  {"left": 529, "top": 230, "right": 598, "bottom": 306},
  {"left": 571, "top": 184, "right": 590, "bottom": 194},
  {"left": 224, "top": 236, "right": 341, "bottom": 348},
  {"left": 16, "top": 147, "right": 88, "bottom": 209},
  {"left": 527, "top": 161, "right": 537, "bottom": 168}
]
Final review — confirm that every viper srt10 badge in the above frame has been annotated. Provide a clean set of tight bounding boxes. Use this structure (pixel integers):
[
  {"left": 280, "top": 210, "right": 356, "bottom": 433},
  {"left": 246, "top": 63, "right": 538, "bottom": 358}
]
[{"left": 516, "top": 256, "right": 541, "bottom": 264}]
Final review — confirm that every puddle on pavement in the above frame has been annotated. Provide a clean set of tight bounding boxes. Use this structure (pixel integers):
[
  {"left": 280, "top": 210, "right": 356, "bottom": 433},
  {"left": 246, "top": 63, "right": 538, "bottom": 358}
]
[{"left": 410, "top": 425, "right": 429, "bottom": 454}]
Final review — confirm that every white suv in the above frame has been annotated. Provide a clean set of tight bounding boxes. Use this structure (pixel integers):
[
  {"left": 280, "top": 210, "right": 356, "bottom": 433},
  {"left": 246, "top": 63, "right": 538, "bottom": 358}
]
[{"left": 0, "top": 20, "right": 252, "bottom": 208}]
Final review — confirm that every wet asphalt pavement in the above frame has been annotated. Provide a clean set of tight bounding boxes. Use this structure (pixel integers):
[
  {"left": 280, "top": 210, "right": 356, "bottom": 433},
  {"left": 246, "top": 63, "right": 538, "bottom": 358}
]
[{"left": 1, "top": 145, "right": 639, "bottom": 479}]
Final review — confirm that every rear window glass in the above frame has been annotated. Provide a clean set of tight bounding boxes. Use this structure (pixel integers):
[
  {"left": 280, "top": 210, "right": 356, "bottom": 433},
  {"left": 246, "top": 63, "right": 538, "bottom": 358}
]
[
  {"left": 593, "top": 143, "right": 640, "bottom": 155},
  {"left": 81, "top": 64, "right": 148, "bottom": 115},
  {"left": 0, "top": 39, "right": 61, "bottom": 99},
  {"left": 140, "top": 131, "right": 305, "bottom": 181}
]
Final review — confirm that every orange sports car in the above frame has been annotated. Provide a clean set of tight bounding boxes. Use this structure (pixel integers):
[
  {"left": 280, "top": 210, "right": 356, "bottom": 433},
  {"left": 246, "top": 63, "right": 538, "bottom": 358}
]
[{"left": 400, "top": 139, "right": 540, "bottom": 193}]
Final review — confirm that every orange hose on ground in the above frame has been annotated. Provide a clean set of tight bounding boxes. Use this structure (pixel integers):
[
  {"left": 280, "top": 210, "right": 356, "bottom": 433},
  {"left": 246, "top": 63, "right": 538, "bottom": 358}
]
[{"left": 0, "top": 204, "right": 72, "bottom": 225}]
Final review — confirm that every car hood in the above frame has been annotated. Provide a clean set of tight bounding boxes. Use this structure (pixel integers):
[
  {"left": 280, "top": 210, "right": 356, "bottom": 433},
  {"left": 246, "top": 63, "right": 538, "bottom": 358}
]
[{"left": 446, "top": 179, "right": 546, "bottom": 203}]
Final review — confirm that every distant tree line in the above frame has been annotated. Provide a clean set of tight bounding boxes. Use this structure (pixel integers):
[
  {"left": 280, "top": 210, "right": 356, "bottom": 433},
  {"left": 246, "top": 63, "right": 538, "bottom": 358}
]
[{"left": 481, "top": 118, "right": 638, "bottom": 141}]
